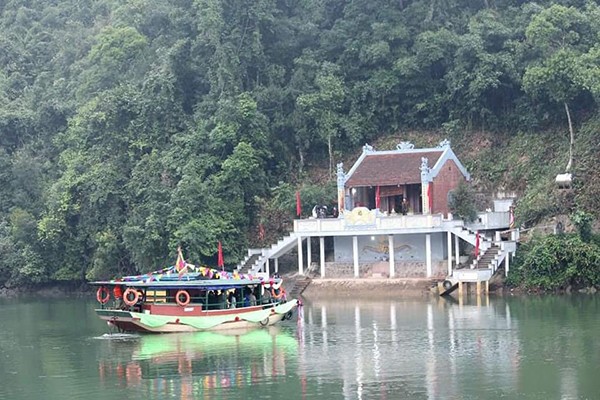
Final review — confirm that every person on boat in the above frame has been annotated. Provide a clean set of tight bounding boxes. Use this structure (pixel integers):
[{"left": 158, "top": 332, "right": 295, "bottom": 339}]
[
  {"left": 227, "top": 290, "right": 237, "bottom": 308},
  {"left": 249, "top": 290, "right": 257, "bottom": 306},
  {"left": 113, "top": 285, "right": 125, "bottom": 308},
  {"left": 262, "top": 288, "right": 272, "bottom": 304},
  {"left": 216, "top": 290, "right": 226, "bottom": 309}
]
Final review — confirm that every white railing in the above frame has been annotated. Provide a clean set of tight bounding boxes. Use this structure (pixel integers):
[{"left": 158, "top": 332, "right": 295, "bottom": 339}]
[{"left": 294, "top": 213, "right": 443, "bottom": 234}]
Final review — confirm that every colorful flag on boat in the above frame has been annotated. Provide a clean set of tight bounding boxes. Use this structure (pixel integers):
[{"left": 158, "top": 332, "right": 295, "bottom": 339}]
[
  {"left": 217, "top": 241, "right": 224, "bottom": 270},
  {"left": 176, "top": 247, "right": 187, "bottom": 278},
  {"left": 296, "top": 190, "right": 302, "bottom": 217}
]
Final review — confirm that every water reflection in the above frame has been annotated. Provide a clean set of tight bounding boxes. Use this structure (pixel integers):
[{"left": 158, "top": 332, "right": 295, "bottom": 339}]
[
  {"left": 98, "top": 327, "right": 298, "bottom": 398},
  {"left": 86, "top": 296, "right": 599, "bottom": 400},
  {"left": 302, "top": 296, "right": 522, "bottom": 399}
]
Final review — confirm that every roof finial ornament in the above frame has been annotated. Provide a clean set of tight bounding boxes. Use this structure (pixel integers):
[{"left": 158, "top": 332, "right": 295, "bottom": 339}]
[
  {"left": 363, "top": 143, "right": 374, "bottom": 153},
  {"left": 396, "top": 141, "right": 415, "bottom": 150},
  {"left": 438, "top": 138, "right": 451, "bottom": 148},
  {"left": 420, "top": 157, "right": 430, "bottom": 173}
]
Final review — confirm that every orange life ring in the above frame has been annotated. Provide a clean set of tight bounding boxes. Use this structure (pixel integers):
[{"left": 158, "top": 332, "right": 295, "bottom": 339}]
[
  {"left": 271, "top": 287, "right": 285, "bottom": 300},
  {"left": 123, "top": 288, "right": 140, "bottom": 307},
  {"left": 96, "top": 287, "right": 110, "bottom": 304},
  {"left": 175, "top": 290, "right": 191, "bottom": 307}
]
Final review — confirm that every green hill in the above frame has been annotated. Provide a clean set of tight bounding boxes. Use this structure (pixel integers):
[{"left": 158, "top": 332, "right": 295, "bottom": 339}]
[{"left": 0, "top": 0, "right": 598, "bottom": 288}]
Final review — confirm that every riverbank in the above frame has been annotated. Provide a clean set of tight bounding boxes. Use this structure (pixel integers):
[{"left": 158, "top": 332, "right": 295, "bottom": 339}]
[{"left": 300, "top": 278, "right": 436, "bottom": 299}]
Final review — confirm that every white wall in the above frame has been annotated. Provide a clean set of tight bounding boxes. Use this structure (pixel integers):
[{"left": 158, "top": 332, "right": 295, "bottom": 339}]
[{"left": 333, "top": 233, "right": 446, "bottom": 263}]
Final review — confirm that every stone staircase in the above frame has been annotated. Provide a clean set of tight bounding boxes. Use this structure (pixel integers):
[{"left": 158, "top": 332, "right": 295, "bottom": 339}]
[
  {"left": 236, "top": 232, "right": 299, "bottom": 275},
  {"left": 287, "top": 276, "right": 312, "bottom": 299},
  {"left": 472, "top": 243, "right": 501, "bottom": 269}
]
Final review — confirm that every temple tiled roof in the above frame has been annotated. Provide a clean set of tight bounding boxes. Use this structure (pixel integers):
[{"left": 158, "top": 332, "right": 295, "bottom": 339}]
[{"left": 345, "top": 150, "right": 443, "bottom": 187}]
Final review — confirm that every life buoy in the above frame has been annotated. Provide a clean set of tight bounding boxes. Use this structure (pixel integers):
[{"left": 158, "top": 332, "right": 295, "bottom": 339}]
[
  {"left": 123, "top": 288, "right": 140, "bottom": 307},
  {"left": 96, "top": 287, "right": 110, "bottom": 304},
  {"left": 175, "top": 290, "right": 191, "bottom": 307},
  {"left": 271, "top": 287, "right": 286, "bottom": 300}
]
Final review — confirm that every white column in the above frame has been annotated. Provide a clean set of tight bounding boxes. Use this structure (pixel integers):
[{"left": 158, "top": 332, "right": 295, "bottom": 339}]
[
  {"left": 320, "top": 236, "right": 325, "bottom": 278},
  {"left": 426, "top": 233, "right": 432, "bottom": 277},
  {"left": 353, "top": 236, "right": 359, "bottom": 278},
  {"left": 447, "top": 231, "right": 452, "bottom": 276},
  {"left": 505, "top": 252, "right": 510, "bottom": 277},
  {"left": 388, "top": 235, "right": 395, "bottom": 278},
  {"left": 274, "top": 258, "right": 279, "bottom": 273},
  {"left": 454, "top": 234, "right": 460, "bottom": 267},
  {"left": 266, "top": 258, "right": 270, "bottom": 276},
  {"left": 307, "top": 237, "right": 312, "bottom": 273},
  {"left": 297, "top": 236, "right": 304, "bottom": 275}
]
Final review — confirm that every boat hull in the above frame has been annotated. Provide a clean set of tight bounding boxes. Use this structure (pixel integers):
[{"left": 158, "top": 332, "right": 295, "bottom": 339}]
[{"left": 96, "top": 299, "right": 298, "bottom": 333}]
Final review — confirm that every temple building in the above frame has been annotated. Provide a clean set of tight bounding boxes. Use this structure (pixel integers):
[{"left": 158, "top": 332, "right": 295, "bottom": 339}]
[{"left": 238, "top": 139, "right": 516, "bottom": 283}]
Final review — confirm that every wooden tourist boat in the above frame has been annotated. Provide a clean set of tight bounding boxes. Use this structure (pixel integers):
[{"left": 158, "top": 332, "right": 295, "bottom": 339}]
[{"left": 91, "top": 263, "right": 298, "bottom": 333}]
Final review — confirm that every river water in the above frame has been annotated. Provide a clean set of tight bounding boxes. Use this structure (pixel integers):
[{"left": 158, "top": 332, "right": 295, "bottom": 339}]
[{"left": 0, "top": 294, "right": 598, "bottom": 400}]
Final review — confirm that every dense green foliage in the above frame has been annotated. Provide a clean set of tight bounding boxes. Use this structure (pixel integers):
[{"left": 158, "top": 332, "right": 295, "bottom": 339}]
[
  {"left": 0, "top": 0, "right": 599, "bottom": 286},
  {"left": 448, "top": 181, "right": 477, "bottom": 222},
  {"left": 507, "top": 233, "right": 600, "bottom": 291}
]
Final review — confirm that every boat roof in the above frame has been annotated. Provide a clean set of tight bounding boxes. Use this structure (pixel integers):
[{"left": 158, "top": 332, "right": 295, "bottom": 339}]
[{"left": 90, "top": 264, "right": 281, "bottom": 289}]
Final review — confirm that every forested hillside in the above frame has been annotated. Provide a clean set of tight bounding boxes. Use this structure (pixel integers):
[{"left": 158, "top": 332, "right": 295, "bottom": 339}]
[{"left": 1, "top": 0, "right": 599, "bottom": 287}]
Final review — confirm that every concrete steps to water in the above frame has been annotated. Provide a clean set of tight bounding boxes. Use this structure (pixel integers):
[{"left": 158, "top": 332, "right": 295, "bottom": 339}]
[
  {"left": 473, "top": 244, "right": 501, "bottom": 269},
  {"left": 287, "top": 277, "right": 312, "bottom": 299}
]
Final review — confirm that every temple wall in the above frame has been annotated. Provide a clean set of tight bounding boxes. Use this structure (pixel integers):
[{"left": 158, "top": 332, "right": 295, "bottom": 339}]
[{"left": 333, "top": 233, "right": 446, "bottom": 263}]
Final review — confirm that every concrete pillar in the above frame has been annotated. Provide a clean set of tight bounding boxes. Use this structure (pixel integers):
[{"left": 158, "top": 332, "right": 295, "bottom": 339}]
[
  {"left": 505, "top": 252, "right": 510, "bottom": 277},
  {"left": 458, "top": 281, "right": 463, "bottom": 297},
  {"left": 353, "top": 236, "right": 359, "bottom": 278},
  {"left": 320, "top": 236, "right": 325, "bottom": 278},
  {"left": 297, "top": 236, "right": 304, "bottom": 275},
  {"left": 476, "top": 281, "right": 482, "bottom": 295},
  {"left": 454, "top": 234, "right": 460, "bottom": 267},
  {"left": 307, "top": 237, "right": 312, "bottom": 273},
  {"left": 425, "top": 233, "right": 432, "bottom": 277},
  {"left": 447, "top": 231, "right": 452, "bottom": 276},
  {"left": 266, "top": 258, "right": 270, "bottom": 276},
  {"left": 388, "top": 234, "right": 395, "bottom": 278},
  {"left": 274, "top": 258, "right": 279, "bottom": 273}
]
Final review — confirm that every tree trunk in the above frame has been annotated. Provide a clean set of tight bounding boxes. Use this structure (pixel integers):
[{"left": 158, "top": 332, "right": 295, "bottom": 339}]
[
  {"left": 328, "top": 132, "right": 333, "bottom": 176},
  {"left": 564, "top": 101, "right": 574, "bottom": 172},
  {"left": 298, "top": 147, "right": 304, "bottom": 174}
]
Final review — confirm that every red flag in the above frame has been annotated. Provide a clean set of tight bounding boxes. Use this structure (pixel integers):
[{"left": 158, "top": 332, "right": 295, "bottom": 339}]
[
  {"left": 217, "top": 241, "right": 224, "bottom": 270},
  {"left": 475, "top": 231, "right": 480, "bottom": 258},
  {"left": 375, "top": 185, "right": 381, "bottom": 209},
  {"left": 296, "top": 190, "right": 302, "bottom": 217}
]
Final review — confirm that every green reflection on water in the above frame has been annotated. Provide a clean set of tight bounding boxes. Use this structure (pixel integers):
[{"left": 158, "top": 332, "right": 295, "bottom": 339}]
[{"left": 0, "top": 294, "right": 598, "bottom": 400}]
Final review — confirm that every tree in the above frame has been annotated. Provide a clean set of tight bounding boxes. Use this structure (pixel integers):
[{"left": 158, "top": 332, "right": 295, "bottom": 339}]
[
  {"left": 523, "top": 4, "right": 600, "bottom": 173},
  {"left": 296, "top": 62, "right": 346, "bottom": 176}
]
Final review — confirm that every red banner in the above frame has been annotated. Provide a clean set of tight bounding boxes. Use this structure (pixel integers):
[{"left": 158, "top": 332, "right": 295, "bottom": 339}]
[
  {"left": 375, "top": 185, "right": 381, "bottom": 209},
  {"left": 427, "top": 183, "right": 433, "bottom": 213},
  {"left": 296, "top": 190, "right": 302, "bottom": 217},
  {"left": 217, "top": 241, "right": 224, "bottom": 269},
  {"left": 475, "top": 231, "right": 480, "bottom": 258}
]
